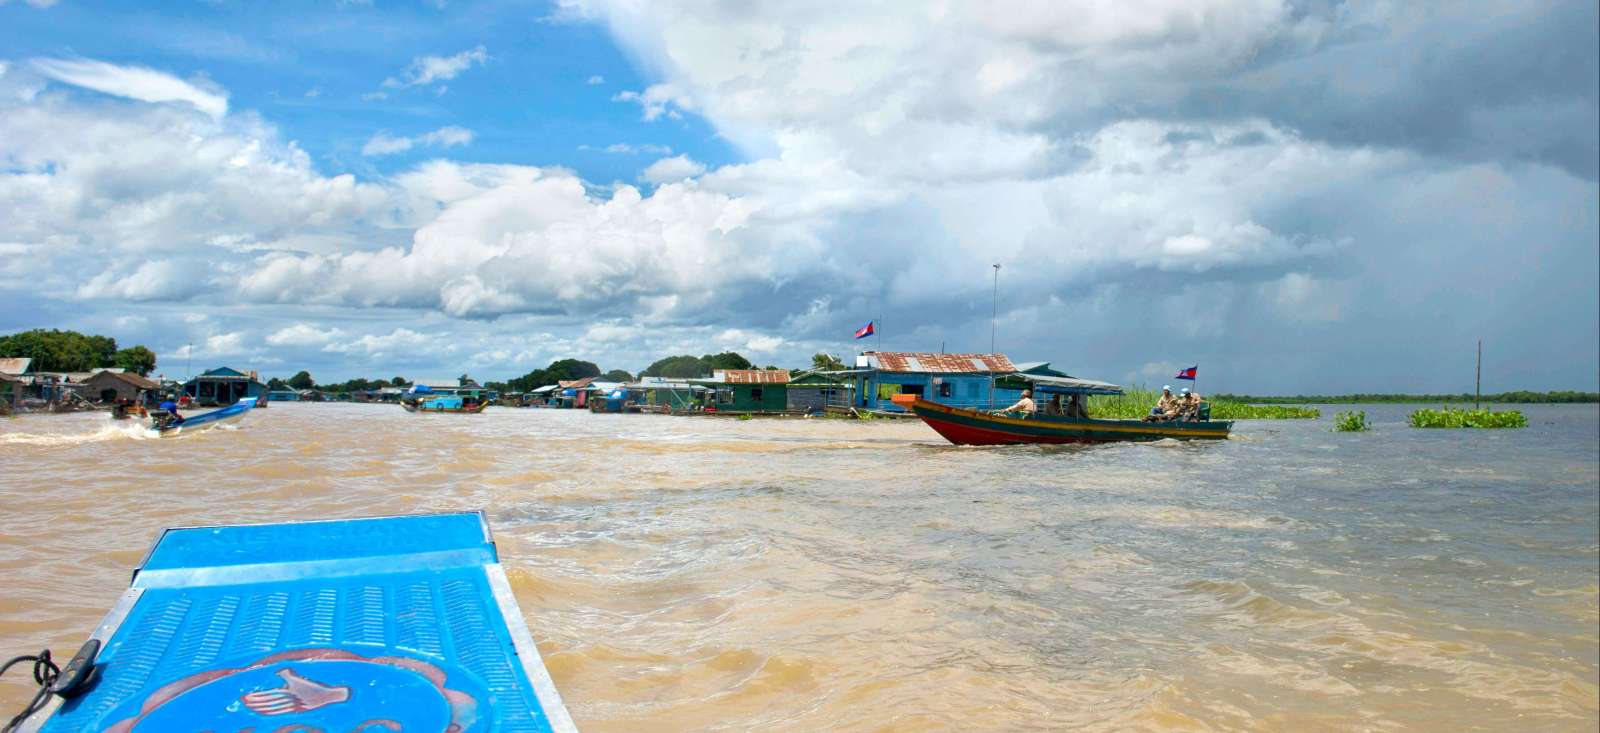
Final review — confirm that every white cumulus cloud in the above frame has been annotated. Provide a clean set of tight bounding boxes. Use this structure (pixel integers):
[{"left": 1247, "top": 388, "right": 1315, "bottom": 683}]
[{"left": 640, "top": 154, "right": 706, "bottom": 183}]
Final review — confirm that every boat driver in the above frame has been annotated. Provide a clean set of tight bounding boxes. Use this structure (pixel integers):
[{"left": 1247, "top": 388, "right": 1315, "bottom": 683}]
[
  {"left": 158, "top": 395, "right": 184, "bottom": 425},
  {"left": 998, "top": 389, "right": 1036, "bottom": 417}
]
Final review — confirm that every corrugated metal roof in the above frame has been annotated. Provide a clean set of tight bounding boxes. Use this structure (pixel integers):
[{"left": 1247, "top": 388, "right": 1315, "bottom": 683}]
[
  {"left": 865, "top": 352, "right": 1015, "bottom": 374},
  {"left": 557, "top": 377, "right": 596, "bottom": 389},
  {"left": 86, "top": 370, "right": 160, "bottom": 390},
  {"left": 0, "top": 357, "right": 32, "bottom": 375},
  {"left": 714, "top": 369, "right": 790, "bottom": 384}
]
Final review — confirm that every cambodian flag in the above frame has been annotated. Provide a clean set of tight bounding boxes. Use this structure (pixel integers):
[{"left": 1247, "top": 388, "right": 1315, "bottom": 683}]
[
  {"left": 854, "top": 321, "right": 875, "bottom": 339},
  {"left": 1175, "top": 365, "right": 1197, "bottom": 380}
]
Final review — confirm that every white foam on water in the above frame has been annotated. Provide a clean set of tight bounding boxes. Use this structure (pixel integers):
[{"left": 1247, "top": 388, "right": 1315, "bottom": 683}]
[{"left": 0, "top": 419, "right": 154, "bottom": 446}]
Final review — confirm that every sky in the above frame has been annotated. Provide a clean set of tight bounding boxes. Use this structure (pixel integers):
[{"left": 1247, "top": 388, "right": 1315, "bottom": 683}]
[{"left": 0, "top": 0, "right": 1595, "bottom": 393}]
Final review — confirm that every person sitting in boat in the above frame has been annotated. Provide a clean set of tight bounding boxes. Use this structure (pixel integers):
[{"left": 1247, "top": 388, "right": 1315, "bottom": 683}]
[
  {"left": 1177, "top": 388, "right": 1204, "bottom": 420},
  {"left": 1144, "top": 386, "right": 1179, "bottom": 421},
  {"left": 1067, "top": 393, "right": 1090, "bottom": 419},
  {"left": 157, "top": 397, "right": 184, "bottom": 426},
  {"left": 997, "top": 389, "right": 1036, "bottom": 417}
]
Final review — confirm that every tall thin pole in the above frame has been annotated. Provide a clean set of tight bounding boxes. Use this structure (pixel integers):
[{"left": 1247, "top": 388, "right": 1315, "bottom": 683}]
[
  {"left": 1475, "top": 339, "right": 1482, "bottom": 409},
  {"left": 990, "top": 264, "right": 1000, "bottom": 354},
  {"left": 186, "top": 342, "right": 192, "bottom": 380},
  {"left": 990, "top": 263, "right": 1000, "bottom": 409}
]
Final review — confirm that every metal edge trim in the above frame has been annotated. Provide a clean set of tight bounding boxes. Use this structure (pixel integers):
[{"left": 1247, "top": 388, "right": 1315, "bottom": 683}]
[
  {"left": 484, "top": 563, "right": 579, "bottom": 733},
  {"left": 15, "top": 587, "right": 143, "bottom": 732}
]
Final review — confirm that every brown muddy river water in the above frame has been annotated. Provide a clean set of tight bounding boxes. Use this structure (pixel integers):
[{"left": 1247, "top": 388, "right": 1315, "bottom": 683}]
[{"left": 2, "top": 403, "right": 1596, "bottom": 731}]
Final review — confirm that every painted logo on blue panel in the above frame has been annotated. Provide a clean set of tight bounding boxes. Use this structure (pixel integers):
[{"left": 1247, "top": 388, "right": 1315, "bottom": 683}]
[{"left": 106, "top": 649, "right": 484, "bottom": 732}]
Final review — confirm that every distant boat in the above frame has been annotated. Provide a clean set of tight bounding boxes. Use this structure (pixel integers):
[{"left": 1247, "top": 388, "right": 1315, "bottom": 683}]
[
  {"left": 12, "top": 512, "right": 577, "bottom": 732},
  {"left": 896, "top": 373, "right": 1232, "bottom": 444},
  {"left": 148, "top": 397, "right": 255, "bottom": 437},
  {"left": 399, "top": 384, "right": 488, "bottom": 414},
  {"left": 401, "top": 395, "right": 489, "bottom": 414}
]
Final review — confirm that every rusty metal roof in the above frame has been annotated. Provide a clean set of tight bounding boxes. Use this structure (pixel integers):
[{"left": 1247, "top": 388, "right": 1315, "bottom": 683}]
[
  {"left": 557, "top": 377, "right": 597, "bottom": 389},
  {"left": 868, "top": 352, "right": 1015, "bottom": 373},
  {"left": 0, "top": 357, "right": 32, "bottom": 375},
  {"left": 713, "top": 369, "right": 791, "bottom": 384}
]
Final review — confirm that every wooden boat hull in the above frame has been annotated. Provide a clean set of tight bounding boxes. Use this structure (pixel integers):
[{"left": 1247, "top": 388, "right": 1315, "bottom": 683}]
[
  {"left": 904, "top": 397, "right": 1231, "bottom": 444},
  {"left": 19, "top": 512, "right": 577, "bottom": 733}
]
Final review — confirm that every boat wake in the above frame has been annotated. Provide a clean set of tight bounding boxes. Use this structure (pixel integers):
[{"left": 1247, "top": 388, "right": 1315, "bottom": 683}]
[{"left": 0, "top": 419, "right": 155, "bottom": 446}]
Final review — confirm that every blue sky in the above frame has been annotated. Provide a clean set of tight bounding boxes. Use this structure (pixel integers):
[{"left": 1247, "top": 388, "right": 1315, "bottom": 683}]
[{"left": 1, "top": 0, "right": 1596, "bottom": 393}]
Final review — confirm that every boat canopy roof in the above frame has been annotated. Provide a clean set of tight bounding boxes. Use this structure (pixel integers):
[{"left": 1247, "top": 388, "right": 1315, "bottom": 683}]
[{"left": 996, "top": 372, "right": 1124, "bottom": 396}]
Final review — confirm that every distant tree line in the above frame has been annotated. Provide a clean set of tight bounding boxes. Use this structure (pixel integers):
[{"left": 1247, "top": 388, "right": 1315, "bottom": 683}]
[
  {"left": 0, "top": 329, "right": 158, "bottom": 376},
  {"left": 266, "top": 371, "right": 411, "bottom": 393},
  {"left": 1213, "top": 391, "right": 1599, "bottom": 404}
]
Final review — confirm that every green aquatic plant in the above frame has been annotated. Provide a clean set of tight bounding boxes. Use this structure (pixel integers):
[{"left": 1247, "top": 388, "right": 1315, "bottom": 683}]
[
  {"left": 1331, "top": 410, "right": 1370, "bottom": 432},
  {"left": 1407, "top": 408, "right": 1528, "bottom": 429},
  {"left": 1088, "top": 387, "right": 1320, "bottom": 420}
]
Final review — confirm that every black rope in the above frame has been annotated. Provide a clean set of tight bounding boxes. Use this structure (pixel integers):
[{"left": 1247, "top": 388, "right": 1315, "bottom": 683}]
[{"left": 1, "top": 649, "right": 58, "bottom": 733}]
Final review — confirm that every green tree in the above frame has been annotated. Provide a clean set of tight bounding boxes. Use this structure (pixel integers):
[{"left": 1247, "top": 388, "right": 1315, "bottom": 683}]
[
  {"left": 545, "top": 359, "right": 600, "bottom": 381},
  {"left": 288, "top": 370, "right": 315, "bottom": 390},
  {"left": 642, "top": 355, "right": 708, "bottom": 379},
  {"left": 702, "top": 352, "right": 752, "bottom": 371},
  {"left": 113, "top": 345, "right": 158, "bottom": 376},
  {"left": 602, "top": 369, "right": 634, "bottom": 382},
  {"left": 0, "top": 328, "right": 119, "bottom": 372},
  {"left": 390, "top": 376, "right": 409, "bottom": 387},
  {"left": 267, "top": 377, "right": 288, "bottom": 390},
  {"left": 811, "top": 352, "right": 845, "bottom": 371}
]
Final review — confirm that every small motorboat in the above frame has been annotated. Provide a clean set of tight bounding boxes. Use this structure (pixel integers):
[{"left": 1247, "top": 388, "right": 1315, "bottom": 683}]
[
  {"left": 8, "top": 512, "right": 577, "bottom": 732},
  {"left": 148, "top": 397, "right": 255, "bottom": 437}
]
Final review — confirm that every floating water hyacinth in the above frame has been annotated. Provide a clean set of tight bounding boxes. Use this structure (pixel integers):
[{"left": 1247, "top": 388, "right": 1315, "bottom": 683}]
[
  {"left": 1408, "top": 407, "right": 1528, "bottom": 428},
  {"left": 1332, "top": 410, "right": 1371, "bottom": 432},
  {"left": 1089, "top": 387, "right": 1320, "bottom": 420}
]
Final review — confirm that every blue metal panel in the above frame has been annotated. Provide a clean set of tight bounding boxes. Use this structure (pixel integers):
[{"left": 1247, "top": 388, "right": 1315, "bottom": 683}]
[{"left": 35, "top": 513, "right": 575, "bottom": 733}]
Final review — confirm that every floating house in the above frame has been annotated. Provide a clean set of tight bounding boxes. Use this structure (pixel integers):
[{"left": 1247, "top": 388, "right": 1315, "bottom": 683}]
[
  {"left": 786, "top": 370, "right": 855, "bottom": 414},
  {"left": 850, "top": 352, "right": 1023, "bottom": 412},
  {"left": 184, "top": 367, "right": 268, "bottom": 406},
  {"left": 691, "top": 369, "right": 791, "bottom": 413},
  {"left": 82, "top": 369, "right": 160, "bottom": 404},
  {"left": 552, "top": 377, "right": 597, "bottom": 409},
  {"left": 629, "top": 377, "right": 707, "bottom": 411},
  {"left": 265, "top": 389, "right": 301, "bottom": 402}
]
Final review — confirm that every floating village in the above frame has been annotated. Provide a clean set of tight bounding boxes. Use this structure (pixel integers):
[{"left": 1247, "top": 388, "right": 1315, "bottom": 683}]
[{"left": 0, "top": 350, "right": 1230, "bottom": 443}]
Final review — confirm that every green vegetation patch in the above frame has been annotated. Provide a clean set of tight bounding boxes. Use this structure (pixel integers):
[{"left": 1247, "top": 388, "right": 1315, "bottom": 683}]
[
  {"left": 1407, "top": 408, "right": 1528, "bottom": 429},
  {"left": 1214, "top": 391, "right": 1597, "bottom": 404},
  {"left": 1332, "top": 410, "right": 1370, "bottom": 432},
  {"left": 1089, "top": 388, "right": 1320, "bottom": 420}
]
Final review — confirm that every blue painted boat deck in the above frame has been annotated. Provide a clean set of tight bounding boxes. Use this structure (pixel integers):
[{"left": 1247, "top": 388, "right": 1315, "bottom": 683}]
[{"left": 31, "top": 512, "right": 576, "bottom": 732}]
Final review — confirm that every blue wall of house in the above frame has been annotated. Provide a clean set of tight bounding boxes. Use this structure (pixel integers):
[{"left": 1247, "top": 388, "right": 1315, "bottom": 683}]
[{"left": 853, "top": 372, "right": 1022, "bottom": 411}]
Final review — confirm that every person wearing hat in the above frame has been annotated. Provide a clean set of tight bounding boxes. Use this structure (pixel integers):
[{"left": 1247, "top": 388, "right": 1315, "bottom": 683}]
[
  {"left": 1178, "top": 387, "right": 1203, "bottom": 420},
  {"left": 1145, "top": 385, "right": 1179, "bottom": 421}
]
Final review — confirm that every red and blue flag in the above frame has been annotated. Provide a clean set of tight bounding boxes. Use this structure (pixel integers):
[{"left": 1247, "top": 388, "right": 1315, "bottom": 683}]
[
  {"left": 854, "top": 321, "right": 875, "bottom": 339},
  {"left": 1175, "top": 365, "right": 1197, "bottom": 380}
]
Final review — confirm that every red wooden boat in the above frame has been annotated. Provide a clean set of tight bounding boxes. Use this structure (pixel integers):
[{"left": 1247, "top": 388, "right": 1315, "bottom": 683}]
[{"left": 894, "top": 373, "right": 1231, "bottom": 445}]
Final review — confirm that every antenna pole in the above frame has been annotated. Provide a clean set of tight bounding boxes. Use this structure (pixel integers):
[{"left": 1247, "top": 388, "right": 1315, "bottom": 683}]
[{"left": 1475, "top": 339, "right": 1482, "bottom": 409}]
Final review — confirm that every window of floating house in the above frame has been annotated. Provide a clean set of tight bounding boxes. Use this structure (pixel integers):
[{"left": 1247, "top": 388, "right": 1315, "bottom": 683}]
[
  {"left": 877, "top": 383, "right": 900, "bottom": 400},
  {"left": 938, "top": 382, "right": 953, "bottom": 397},
  {"left": 717, "top": 388, "right": 734, "bottom": 404},
  {"left": 900, "top": 384, "right": 925, "bottom": 397},
  {"left": 751, "top": 387, "right": 764, "bottom": 401}
]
